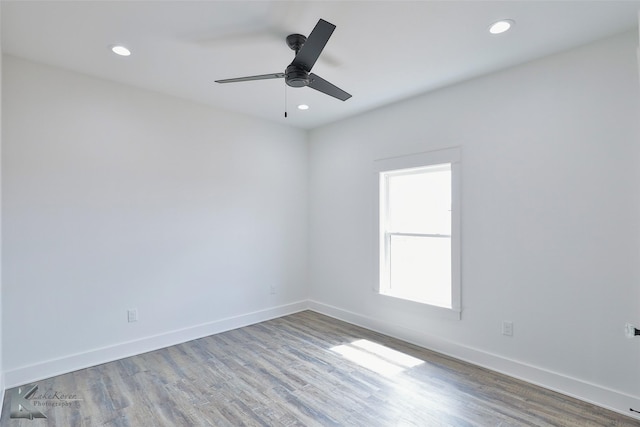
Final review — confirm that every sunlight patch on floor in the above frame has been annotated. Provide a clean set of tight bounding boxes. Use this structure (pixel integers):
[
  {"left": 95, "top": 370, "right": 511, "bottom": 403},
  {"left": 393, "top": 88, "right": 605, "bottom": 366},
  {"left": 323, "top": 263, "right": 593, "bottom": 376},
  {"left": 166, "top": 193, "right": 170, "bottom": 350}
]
[{"left": 331, "top": 339, "right": 424, "bottom": 377}]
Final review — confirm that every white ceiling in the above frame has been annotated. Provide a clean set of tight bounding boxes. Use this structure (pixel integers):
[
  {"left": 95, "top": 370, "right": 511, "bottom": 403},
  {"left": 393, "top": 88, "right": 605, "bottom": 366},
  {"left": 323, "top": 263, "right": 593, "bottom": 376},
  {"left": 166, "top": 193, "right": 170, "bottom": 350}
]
[{"left": 2, "top": 1, "right": 639, "bottom": 130}]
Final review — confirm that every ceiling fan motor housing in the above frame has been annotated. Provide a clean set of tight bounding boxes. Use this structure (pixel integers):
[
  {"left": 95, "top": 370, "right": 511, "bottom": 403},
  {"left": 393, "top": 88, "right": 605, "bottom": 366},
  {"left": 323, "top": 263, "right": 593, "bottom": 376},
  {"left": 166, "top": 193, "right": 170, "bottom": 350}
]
[{"left": 285, "top": 65, "right": 310, "bottom": 87}]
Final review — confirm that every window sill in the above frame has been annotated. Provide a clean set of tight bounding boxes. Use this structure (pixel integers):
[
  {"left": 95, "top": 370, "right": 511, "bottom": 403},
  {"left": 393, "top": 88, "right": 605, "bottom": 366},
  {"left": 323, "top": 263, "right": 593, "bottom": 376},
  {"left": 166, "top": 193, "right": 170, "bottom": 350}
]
[{"left": 376, "top": 292, "right": 462, "bottom": 321}]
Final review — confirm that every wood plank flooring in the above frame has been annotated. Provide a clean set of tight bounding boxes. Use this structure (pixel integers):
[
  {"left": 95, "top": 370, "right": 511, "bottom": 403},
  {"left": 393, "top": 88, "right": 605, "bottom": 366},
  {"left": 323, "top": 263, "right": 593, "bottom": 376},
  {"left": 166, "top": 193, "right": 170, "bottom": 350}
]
[{"left": 2, "top": 311, "right": 639, "bottom": 426}]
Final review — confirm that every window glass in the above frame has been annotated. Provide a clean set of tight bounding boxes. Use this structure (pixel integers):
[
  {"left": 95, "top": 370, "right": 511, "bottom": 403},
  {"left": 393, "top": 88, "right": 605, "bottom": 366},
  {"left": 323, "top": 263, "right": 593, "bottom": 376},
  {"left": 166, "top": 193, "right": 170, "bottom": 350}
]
[{"left": 387, "top": 165, "right": 451, "bottom": 235}]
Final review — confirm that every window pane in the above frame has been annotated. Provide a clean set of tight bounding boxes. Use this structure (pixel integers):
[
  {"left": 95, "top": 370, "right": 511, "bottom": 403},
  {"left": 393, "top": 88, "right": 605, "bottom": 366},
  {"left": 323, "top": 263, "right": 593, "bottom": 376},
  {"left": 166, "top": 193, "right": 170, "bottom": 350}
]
[
  {"left": 387, "top": 235, "right": 451, "bottom": 308},
  {"left": 387, "top": 166, "right": 451, "bottom": 235}
]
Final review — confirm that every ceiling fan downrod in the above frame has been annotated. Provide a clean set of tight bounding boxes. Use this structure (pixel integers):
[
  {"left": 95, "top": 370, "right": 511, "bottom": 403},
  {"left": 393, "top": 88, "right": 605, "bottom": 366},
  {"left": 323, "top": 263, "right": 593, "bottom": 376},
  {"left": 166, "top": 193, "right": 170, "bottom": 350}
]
[{"left": 286, "top": 33, "right": 307, "bottom": 55}]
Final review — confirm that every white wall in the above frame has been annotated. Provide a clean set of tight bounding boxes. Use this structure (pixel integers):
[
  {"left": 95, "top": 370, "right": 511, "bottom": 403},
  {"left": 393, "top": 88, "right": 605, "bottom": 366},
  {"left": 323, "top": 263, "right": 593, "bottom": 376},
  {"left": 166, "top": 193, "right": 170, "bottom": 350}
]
[
  {"left": 308, "top": 31, "right": 640, "bottom": 416},
  {"left": 1, "top": 56, "right": 308, "bottom": 384}
]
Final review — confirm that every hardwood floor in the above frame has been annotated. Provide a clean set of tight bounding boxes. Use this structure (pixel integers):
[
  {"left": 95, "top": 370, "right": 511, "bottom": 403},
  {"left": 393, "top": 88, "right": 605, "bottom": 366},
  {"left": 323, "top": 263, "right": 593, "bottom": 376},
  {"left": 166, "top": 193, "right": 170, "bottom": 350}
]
[{"left": 2, "top": 311, "right": 639, "bottom": 426}]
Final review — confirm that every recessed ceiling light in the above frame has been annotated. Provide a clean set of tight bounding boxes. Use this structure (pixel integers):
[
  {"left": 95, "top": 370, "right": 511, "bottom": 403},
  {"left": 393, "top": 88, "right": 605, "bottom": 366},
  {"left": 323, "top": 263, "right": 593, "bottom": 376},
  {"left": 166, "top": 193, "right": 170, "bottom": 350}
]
[
  {"left": 297, "top": 104, "right": 310, "bottom": 110},
  {"left": 111, "top": 45, "right": 131, "bottom": 56},
  {"left": 489, "top": 20, "right": 514, "bottom": 35}
]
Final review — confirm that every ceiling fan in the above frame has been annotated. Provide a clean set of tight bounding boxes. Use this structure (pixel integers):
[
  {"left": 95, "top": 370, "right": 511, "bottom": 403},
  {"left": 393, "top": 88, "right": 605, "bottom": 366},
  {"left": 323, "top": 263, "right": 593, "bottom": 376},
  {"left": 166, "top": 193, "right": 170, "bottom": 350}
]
[{"left": 215, "top": 19, "right": 351, "bottom": 101}]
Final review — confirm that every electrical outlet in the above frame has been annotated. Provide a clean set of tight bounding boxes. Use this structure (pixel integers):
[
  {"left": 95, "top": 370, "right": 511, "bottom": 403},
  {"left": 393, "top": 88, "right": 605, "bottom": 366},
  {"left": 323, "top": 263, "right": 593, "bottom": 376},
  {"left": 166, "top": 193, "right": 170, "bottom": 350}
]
[
  {"left": 502, "top": 321, "right": 514, "bottom": 337},
  {"left": 127, "top": 309, "right": 138, "bottom": 323},
  {"left": 270, "top": 285, "right": 276, "bottom": 295}
]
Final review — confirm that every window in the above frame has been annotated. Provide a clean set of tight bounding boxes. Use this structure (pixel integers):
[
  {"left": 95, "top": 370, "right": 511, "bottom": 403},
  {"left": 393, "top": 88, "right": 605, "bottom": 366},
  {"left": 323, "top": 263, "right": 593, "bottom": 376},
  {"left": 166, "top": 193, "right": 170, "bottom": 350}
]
[{"left": 375, "top": 148, "right": 460, "bottom": 315}]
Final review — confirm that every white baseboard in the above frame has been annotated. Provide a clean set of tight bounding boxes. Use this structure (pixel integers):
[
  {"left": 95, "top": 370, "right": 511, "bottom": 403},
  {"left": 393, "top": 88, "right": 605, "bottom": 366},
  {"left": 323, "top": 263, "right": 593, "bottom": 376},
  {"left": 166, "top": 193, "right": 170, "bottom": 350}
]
[
  {"left": 308, "top": 300, "right": 640, "bottom": 421},
  {"left": 4, "top": 301, "right": 309, "bottom": 389}
]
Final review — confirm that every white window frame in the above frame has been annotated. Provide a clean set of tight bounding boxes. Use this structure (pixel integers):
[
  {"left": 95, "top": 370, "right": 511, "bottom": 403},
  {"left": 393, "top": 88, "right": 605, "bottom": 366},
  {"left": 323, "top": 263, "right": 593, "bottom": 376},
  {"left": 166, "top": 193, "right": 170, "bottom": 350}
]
[{"left": 374, "top": 148, "right": 461, "bottom": 319}]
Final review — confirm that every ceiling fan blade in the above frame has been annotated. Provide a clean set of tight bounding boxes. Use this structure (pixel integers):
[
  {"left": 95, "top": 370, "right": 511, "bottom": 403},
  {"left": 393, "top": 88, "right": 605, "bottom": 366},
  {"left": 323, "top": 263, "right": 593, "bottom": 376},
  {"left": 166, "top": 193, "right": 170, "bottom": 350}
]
[
  {"left": 308, "top": 73, "right": 351, "bottom": 101},
  {"left": 215, "top": 73, "right": 285, "bottom": 84},
  {"left": 291, "top": 19, "right": 335, "bottom": 72}
]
